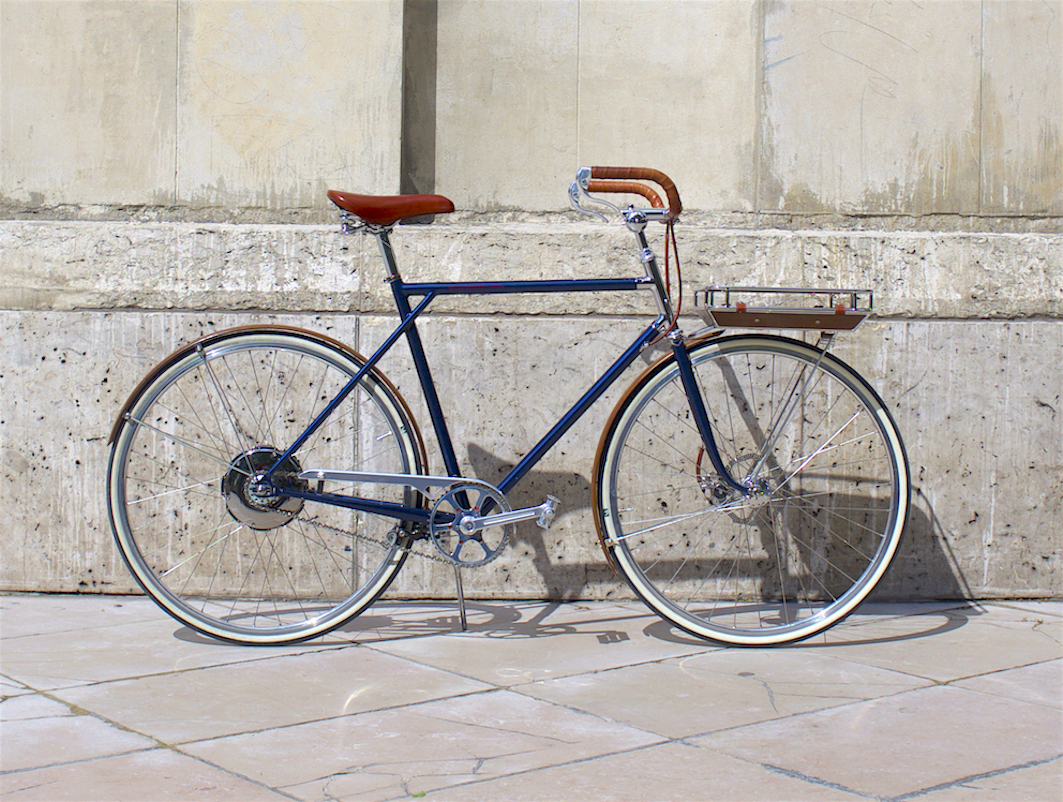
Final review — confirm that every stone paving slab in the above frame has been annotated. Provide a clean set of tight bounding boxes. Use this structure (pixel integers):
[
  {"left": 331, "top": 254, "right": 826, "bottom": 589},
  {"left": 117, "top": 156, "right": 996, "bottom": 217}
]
[
  {"left": 1, "top": 594, "right": 1060, "bottom": 802},
  {"left": 1, "top": 749, "right": 292, "bottom": 801},
  {"left": 423, "top": 741, "right": 867, "bottom": 802},
  {"left": 54, "top": 647, "right": 493, "bottom": 744},
  {"left": 515, "top": 647, "right": 933, "bottom": 739},
  {"left": 183, "top": 689, "right": 665, "bottom": 799},
  {"left": 692, "top": 684, "right": 1062, "bottom": 800}
]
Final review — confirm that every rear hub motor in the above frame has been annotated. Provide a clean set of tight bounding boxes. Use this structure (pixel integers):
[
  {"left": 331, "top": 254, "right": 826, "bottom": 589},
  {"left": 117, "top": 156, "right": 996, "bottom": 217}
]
[{"left": 222, "top": 447, "right": 307, "bottom": 530}]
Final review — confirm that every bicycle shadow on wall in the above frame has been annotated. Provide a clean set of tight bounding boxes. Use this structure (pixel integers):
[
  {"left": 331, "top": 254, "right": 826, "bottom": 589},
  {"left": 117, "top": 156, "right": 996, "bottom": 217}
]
[{"left": 469, "top": 444, "right": 983, "bottom": 647}]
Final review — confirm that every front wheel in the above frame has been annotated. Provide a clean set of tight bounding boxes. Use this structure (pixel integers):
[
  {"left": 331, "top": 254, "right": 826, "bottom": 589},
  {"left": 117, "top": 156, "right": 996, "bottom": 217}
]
[
  {"left": 594, "top": 335, "right": 909, "bottom": 646},
  {"left": 107, "top": 326, "right": 425, "bottom": 644}
]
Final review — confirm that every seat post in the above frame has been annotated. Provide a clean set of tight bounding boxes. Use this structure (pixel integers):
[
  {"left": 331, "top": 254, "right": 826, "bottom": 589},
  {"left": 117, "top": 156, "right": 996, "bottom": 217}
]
[{"left": 371, "top": 226, "right": 402, "bottom": 281}]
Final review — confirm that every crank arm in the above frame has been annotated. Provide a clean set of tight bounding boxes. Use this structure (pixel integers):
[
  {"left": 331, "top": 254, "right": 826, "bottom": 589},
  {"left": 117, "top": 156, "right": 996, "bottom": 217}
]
[{"left": 463, "top": 496, "right": 559, "bottom": 532}]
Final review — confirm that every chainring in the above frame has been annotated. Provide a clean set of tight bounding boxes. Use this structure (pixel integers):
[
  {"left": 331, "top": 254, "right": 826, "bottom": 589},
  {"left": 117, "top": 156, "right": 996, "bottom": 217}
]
[{"left": 428, "top": 480, "right": 513, "bottom": 567}]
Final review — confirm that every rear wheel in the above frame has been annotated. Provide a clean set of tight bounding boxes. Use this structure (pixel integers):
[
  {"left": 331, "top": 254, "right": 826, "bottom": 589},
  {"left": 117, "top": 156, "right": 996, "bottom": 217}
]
[
  {"left": 594, "top": 335, "right": 909, "bottom": 645},
  {"left": 107, "top": 327, "right": 424, "bottom": 644}
]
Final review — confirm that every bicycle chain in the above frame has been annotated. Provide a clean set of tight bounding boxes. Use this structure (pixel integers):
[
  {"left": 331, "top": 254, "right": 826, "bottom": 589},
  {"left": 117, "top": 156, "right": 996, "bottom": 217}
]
[
  {"left": 294, "top": 480, "right": 513, "bottom": 569},
  {"left": 294, "top": 514, "right": 466, "bottom": 567}
]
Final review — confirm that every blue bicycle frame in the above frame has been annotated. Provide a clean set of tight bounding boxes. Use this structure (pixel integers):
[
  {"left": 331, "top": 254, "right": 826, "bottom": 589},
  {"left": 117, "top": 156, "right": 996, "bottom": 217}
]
[{"left": 266, "top": 216, "right": 744, "bottom": 525}]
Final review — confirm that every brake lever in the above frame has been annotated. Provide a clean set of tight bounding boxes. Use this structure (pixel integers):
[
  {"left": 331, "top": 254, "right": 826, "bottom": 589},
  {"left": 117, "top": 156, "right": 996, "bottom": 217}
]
[{"left": 568, "top": 181, "right": 621, "bottom": 223}]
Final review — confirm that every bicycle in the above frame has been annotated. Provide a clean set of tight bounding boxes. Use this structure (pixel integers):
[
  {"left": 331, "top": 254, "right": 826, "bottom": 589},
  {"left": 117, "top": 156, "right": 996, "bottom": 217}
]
[{"left": 106, "top": 166, "right": 910, "bottom": 647}]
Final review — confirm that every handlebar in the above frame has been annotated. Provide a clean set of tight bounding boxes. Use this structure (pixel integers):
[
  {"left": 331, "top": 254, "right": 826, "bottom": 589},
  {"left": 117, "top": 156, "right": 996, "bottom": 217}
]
[
  {"left": 587, "top": 166, "right": 682, "bottom": 219},
  {"left": 587, "top": 180, "right": 663, "bottom": 210}
]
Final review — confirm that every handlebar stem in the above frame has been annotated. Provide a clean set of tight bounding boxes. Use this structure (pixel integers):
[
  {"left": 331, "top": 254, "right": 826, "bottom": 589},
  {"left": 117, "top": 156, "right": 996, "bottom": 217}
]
[{"left": 629, "top": 222, "right": 674, "bottom": 323}]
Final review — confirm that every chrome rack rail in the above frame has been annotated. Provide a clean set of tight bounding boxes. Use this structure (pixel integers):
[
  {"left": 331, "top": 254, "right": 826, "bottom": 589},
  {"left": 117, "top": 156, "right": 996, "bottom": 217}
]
[{"left": 694, "top": 286, "right": 873, "bottom": 331}]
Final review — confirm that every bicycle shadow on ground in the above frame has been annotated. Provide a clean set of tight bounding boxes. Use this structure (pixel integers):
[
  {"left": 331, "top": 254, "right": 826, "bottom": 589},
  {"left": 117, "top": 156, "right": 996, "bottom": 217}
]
[
  {"left": 639, "top": 602, "right": 986, "bottom": 648},
  {"left": 170, "top": 454, "right": 982, "bottom": 649},
  {"left": 338, "top": 600, "right": 651, "bottom": 643},
  {"left": 469, "top": 445, "right": 984, "bottom": 647},
  {"left": 336, "top": 599, "right": 986, "bottom": 648},
  {"left": 169, "top": 601, "right": 507, "bottom": 646},
  {"left": 170, "top": 600, "right": 644, "bottom": 646},
  {"left": 173, "top": 598, "right": 984, "bottom": 649}
]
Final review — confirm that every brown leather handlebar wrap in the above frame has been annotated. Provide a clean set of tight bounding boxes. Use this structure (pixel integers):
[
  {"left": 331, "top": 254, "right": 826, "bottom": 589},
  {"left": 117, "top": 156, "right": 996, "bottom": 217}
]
[
  {"left": 590, "top": 166, "right": 682, "bottom": 218},
  {"left": 586, "top": 180, "right": 663, "bottom": 210}
]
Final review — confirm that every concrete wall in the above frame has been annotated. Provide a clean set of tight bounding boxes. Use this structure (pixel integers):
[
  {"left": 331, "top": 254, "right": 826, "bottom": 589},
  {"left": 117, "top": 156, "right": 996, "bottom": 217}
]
[{"left": 1, "top": 0, "right": 1060, "bottom": 601}]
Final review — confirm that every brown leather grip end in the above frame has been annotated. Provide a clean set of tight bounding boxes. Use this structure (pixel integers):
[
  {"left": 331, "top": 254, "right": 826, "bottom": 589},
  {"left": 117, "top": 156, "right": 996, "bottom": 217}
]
[
  {"left": 586, "top": 180, "right": 664, "bottom": 209},
  {"left": 590, "top": 166, "right": 682, "bottom": 218}
]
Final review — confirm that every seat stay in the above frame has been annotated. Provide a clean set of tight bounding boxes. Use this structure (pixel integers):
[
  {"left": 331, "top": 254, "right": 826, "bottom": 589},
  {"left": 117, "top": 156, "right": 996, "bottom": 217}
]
[{"left": 263, "top": 291, "right": 437, "bottom": 481}]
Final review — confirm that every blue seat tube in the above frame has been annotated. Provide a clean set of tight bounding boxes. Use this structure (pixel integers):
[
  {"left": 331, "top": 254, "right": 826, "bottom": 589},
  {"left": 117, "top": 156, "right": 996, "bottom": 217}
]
[
  {"left": 391, "top": 278, "right": 464, "bottom": 478},
  {"left": 371, "top": 226, "right": 464, "bottom": 478}
]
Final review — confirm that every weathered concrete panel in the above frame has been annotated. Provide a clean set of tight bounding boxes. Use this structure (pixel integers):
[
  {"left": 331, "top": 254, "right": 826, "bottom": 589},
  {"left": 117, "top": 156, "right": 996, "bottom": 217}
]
[
  {"left": 0, "top": 221, "right": 370, "bottom": 312},
  {"left": 865, "top": 321, "right": 1063, "bottom": 598},
  {"left": 981, "top": 0, "right": 1063, "bottom": 215},
  {"left": 434, "top": 0, "right": 579, "bottom": 210},
  {"left": 1, "top": 310, "right": 1059, "bottom": 600},
  {"left": 3, "top": 0, "right": 1060, "bottom": 217},
  {"left": 576, "top": 0, "right": 758, "bottom": 212},
  {"left": 761, "top": 0, "right": 983, "bottom": 214},
  {"left": 177, "top": 0, "right": 404, "bottom": 208},
  {"left": 3, "top": 220, "right": 1059, "bottom": 320},
  {"left": 0, "top": 0, "right": 178, "bottom": 206}
]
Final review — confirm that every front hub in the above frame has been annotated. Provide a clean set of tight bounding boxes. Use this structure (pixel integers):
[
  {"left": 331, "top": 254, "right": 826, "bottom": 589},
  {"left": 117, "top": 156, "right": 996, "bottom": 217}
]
[
  {"left": 222, "top": 448, "right": 307, "bottom": 530},
  {"left": 695, "top": 449, "right": 773, "bottom": 508}
]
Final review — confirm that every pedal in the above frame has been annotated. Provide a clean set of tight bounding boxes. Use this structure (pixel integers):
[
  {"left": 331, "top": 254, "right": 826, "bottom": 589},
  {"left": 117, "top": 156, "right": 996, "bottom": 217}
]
[{"left": 537, "top": 495, "right": 560, "bottom": 529}]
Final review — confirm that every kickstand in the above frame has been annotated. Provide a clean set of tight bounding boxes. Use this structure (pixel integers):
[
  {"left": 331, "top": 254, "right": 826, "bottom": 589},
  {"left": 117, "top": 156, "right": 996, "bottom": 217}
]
[{"left": 453, "top": 566, "right": 468, "bottom": 631}]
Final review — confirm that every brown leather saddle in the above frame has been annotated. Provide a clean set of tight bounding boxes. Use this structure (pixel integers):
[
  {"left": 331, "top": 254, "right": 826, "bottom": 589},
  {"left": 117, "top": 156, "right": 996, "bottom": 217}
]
[{"left": 327, "top": 190, "right": 455, "bottom": 226}]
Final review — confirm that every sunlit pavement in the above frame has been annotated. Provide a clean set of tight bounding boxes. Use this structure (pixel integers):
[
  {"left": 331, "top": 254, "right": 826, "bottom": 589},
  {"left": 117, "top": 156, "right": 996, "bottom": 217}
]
[{"left": 1, "top": 595, "right": 1060, "bottom": 801}]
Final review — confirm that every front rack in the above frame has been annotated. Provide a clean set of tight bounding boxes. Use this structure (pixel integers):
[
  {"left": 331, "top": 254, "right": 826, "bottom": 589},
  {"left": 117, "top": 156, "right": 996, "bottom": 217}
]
[{"left": 694, "top": 286, "right": 873, "bottom": 331}]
